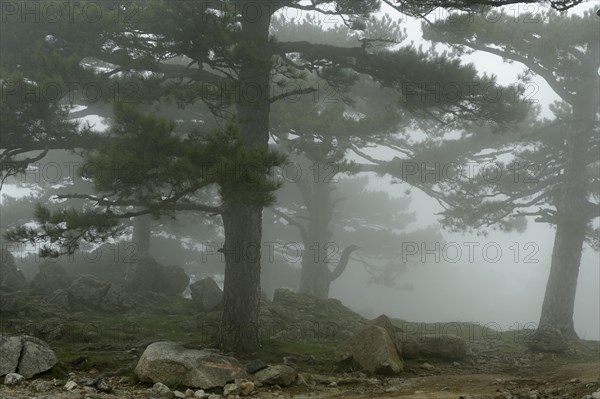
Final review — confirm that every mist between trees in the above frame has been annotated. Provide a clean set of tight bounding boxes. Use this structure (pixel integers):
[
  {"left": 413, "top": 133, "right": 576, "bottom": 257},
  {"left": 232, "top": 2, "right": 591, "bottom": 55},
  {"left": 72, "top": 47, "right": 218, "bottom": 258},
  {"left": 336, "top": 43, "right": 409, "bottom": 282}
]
[{"left": 3, "top": 159, "right": 545, "bottom": 186}]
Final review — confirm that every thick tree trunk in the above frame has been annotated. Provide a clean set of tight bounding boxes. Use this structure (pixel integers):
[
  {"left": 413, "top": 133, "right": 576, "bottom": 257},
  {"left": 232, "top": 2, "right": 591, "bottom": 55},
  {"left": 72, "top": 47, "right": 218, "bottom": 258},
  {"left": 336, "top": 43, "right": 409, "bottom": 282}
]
[
  {"left": 538, "top": 97, "right": 597, "bottom": 340},
  {"left": 218, "top": 4, "right": 272, "bottom": 354},
  {"left": 219, "top": 202, "right": 263, "bottom": 353}
]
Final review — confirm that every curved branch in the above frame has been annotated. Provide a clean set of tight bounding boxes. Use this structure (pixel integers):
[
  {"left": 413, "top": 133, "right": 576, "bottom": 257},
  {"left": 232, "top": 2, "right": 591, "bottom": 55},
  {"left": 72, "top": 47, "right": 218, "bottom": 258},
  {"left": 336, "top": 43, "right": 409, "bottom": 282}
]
[{"left": 330, "top": 244, "right": 360, "bottom": 281}]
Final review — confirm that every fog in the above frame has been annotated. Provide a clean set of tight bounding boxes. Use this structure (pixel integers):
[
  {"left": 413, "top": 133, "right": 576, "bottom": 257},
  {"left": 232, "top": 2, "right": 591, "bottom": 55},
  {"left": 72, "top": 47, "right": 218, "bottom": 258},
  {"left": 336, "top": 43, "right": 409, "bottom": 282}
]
[{"left": 1, "top": 0, "right": 598, "bottom": 369}]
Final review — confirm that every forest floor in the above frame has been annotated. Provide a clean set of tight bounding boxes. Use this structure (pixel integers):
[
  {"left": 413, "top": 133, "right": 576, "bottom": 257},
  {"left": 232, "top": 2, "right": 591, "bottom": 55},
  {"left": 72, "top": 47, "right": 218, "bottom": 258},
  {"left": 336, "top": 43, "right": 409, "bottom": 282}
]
[{"left": 0, "top": 291, "right": 598, "bottom": 398}]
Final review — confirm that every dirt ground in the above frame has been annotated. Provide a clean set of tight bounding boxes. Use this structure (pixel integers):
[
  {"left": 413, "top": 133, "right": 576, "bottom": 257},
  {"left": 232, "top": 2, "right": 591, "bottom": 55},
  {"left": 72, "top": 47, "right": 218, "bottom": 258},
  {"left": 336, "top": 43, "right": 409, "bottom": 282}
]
[{"left": 1, "top": 361, "right": 598, "bottom": 399}]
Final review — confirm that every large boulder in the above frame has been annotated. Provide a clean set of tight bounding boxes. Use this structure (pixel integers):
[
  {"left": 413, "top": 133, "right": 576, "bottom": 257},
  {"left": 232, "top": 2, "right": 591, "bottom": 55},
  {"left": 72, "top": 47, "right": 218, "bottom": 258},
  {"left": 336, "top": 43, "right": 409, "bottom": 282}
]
[
  {"left": 417, "top": 335, "right": 468, "bottom": 361},
  {"left": 126, "top": 257, "right": 189, "bottom": 296},
  {"left": 31, "top": 261, "right": 72, "bottom": 295},
  {"left": 0, "top": 250, "right": 26, "bottom": 290},
  {"left": 0, "top": 335, "right": 57, "bottom": 378},
  {"left": 190, "top": 278, "right": 223, "bottom": 312},
  {"left": 67, "top": 275, "right": 133, "bottom": 312},
  {"left": 336, "top": 325, "right": 403, "bottom": 375},
  {"left": 161, "top": 265, "right": 190, "bottom": 296},
  {"left": 369, "top": 315, "right": 420, "bottom": 360},
  {"left": 135, "top": 341, "right": 248, "bottom": 389}
]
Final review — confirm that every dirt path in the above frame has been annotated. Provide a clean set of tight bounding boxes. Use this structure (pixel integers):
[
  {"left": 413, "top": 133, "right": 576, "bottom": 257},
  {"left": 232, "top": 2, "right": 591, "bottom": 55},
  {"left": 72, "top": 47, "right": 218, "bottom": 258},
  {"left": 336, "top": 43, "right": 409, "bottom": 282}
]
[{"left": 293, "top": 362, "right": 600, "bottom": 399}]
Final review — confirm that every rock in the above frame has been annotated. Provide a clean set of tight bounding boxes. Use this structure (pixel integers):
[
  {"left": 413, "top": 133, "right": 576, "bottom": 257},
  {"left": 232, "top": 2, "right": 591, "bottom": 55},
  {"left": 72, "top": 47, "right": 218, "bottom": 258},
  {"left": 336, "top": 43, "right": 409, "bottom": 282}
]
[
  {"left": 150, "top": 382, "right": 174, "bottom": 399},
  {"left": 0, "top": 249, "right": 26, "bottom": 289},
  {"left": 420, "top": 362, "right": 435, "bottom": 370},
  {"left": 30, "top": 379, "right": 53, "bottom": 392},
  {"left": 223, "top": 382, "right": 240, "bottom": 396},
  {"left": 525, "top": 326, "right": 568, "bottom": 353},
  {"left": 68, "top": 275, "right": 111, "bottom": 308},
  {"left": 238, "top": 379, "right": 254, "bottom": 396},
  {"left": 224, "top": 379, "right": 254, "bottom": 396},
  {"left": 19, "top": 336, "right": 58, "bottom": 378},
  {"left": 0, "top": 335, "right": 22, "bottom": 375},
  {"left": 95, "top": 378, "right": 112, "bottom": 393},
  {"left": 31, "top": 261, "right": 73, "bottom": 295},
  {"left": 254, "top": 365, "right": 297, "bottom": 387},
  {"left": 190, "top": 278, "right": 223, "bottom": 312},
  {"left": 336, "top": 325, "right": 403, "bottom": 375},
  {"left": 135, "top": 341, "right": 248, "bottom": 389},
  {"left": 66, "top": 275, "right": 134, "bottom": 312},
  {"left": 64, "top": 380, "right": 78, "bottom": 391},
  {"left": 194, "top": 389, "right": 208, "bottom": 398},
  {"left": 417, "top": 335, "right": 468, "bottom": 361},
  {"left": 173, "top": 390, "right": 186, "bottom": 398},
  {"left": 4, "top": 372, "right": 24, "bottom": 385},
  {"left": 400, "top": 335, "right": 420, "bottom": 360},
  {"left": 369, "top": 315, "right": 403, "bottom": 350},
  {"left": 162, "top": 265, "right": 190, "bottom": 296},
  {"left": 0, "top": 335, "right": 57, "bottom": 378},
  {"left": 592, "top": 392, "right": 600, "bottom": 399},
  {"left": 244, "top": 359, "right": 268, "bottom": 374},
  {"left": 185, "top": 389, "right": 195, "bottom": 397}
]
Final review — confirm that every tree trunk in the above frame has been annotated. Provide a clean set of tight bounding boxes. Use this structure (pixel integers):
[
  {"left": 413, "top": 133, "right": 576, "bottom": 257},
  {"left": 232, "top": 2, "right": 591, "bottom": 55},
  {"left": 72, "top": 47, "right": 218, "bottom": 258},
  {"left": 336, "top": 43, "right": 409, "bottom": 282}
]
[
  {"left": 132, "top": 213, "right": 151, "bottom": 258},
  {"left": 124, "top": 212, "right": 152, "bottom": 287},
  {"left": 218, "top": 3, "right": 272, "bottom": 354},
  {"left": 538, "top": 96, "right": 597, "bottom": 340},
  {"left": 220, "top": 202, "right": 263, "bottom": 353}
]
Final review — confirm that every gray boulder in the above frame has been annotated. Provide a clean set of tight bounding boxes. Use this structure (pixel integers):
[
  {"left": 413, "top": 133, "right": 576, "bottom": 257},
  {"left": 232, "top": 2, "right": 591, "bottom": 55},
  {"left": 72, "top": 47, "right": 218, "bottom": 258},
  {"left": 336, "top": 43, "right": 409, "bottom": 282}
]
[
  {"left": 0, "top": 335, "right": 57, "bottom": 378},
  {"left": 68, "top": 275, "right": 111, "bottom": 308},
  {"left": 190, "top": 278, "right": 223, "bottom": 312},
  {"left": 67, "top": 275, "right": 134, "bottom": 312},
  {"left": 417, "top": 335, "right": 468, "bottom": 361},
  {"left": 254, "top": 365, "right": 297, "bottom": 386},
  {"left": 126, "top": 257, "right": 189, "bottom": 295},
  {"left": 31, "top": 261, "right": 73, "bottom": 295},
  {"left": 0, "top": 335, "right": 22, "bottom": 375},
  {"left": 0, "top": 249, "right": 26, "bottom": 289},
  {"left": 161, "top": 265, "right": 190, "bottom": 296},
  {"left": 135, "top": 341, "right": 248, "bottom": 389},
  {"left": 336, "top": 324, "right": 403, "bottom": 375}
]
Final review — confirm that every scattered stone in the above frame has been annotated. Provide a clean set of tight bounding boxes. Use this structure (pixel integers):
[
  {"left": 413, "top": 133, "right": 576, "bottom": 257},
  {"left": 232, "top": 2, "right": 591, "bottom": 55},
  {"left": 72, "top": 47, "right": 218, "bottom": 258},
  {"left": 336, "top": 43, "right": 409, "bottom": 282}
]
[
  {"left": 64, "top": 380, "right": 78, "bottom": 391},
  {"left": 173, "top": 390, "right": 186, "bottom": 398},
  {"left": 190, "top": 278, "right": 223, "bottom": 312},
  {"left": 223, "top": 382, "right": 240, "bottom": 396},
  {"left": 150, "top": 382, "right": 174, "bottom": 399},
  {"left": 237, "top": 379, "right": 254, "bottom": 396},
  {"left": 420, "top": 362, "right": 435, "bottom": 370},
  {"left": 185, "top": 388, "right": 195, "bottom": 397},
  {"left": 417, "top": 335, "right": 468, "bottom": 361},
  {"left": 135, "top": 341, "right": 248, "bottom": 389},
  {"left": 95, "top": 378, "right": 112, "bottom": 393},
  {"left": 254, "top": 365, "right": 297, "bottom": 387},
  {"left": 336, "top": 325, "right": 403, "bottom": 375},
  {"left": 4, "top": 372, "right": 24, "bottom": 385},
  {"left": 328, "top": 381, "right": 338, "bottom": 387},
  {"left": 30, "top": 379, "right": 53, "bottom": 392},
  {"left": 194, "top": 389, "right": 208, "bottom": 398},
  {"left": 592, "top": 391, "right": 600, "bottom": 399}
]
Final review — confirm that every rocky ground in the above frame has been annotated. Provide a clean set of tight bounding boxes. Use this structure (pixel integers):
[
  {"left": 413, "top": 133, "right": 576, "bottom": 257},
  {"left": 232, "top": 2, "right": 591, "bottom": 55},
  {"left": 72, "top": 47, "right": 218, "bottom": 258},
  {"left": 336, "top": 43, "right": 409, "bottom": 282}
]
[{"left": 1, "top": 281, "right": 598, "bottom": 399}]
